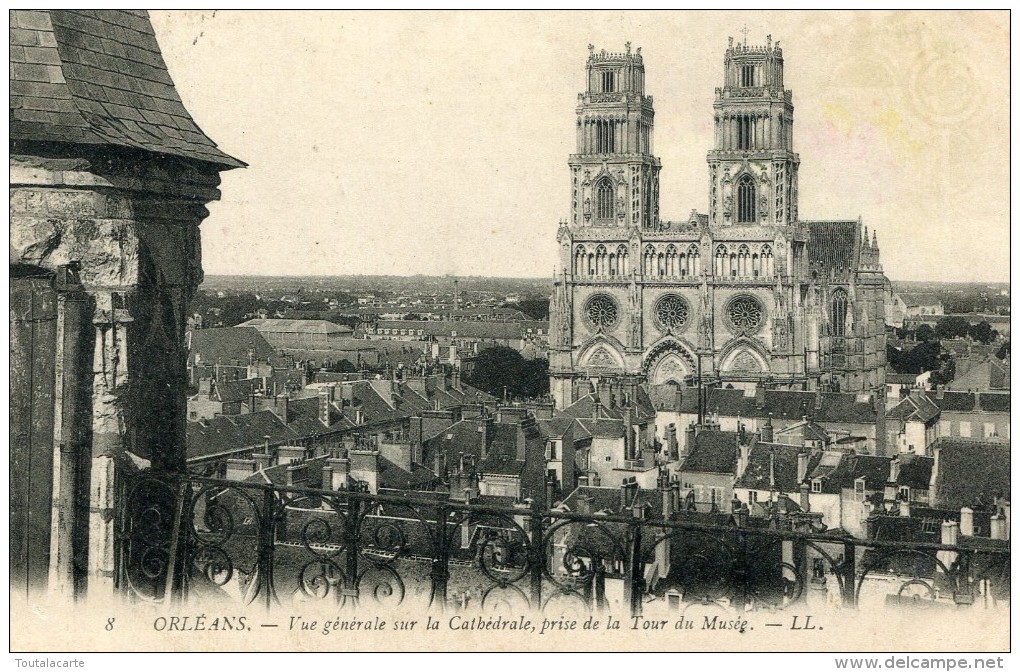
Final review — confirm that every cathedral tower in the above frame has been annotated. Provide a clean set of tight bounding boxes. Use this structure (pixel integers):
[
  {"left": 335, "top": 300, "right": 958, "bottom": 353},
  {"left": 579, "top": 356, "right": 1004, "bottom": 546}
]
[
  {"left": 707, "top": 35, "right": 799, "bottom": 228},
  {"left": 569, "top": 43, "right": 660, "bottom": 230},
  {"left": 549, "top": 38, "right": 887, "bottom": 412}
]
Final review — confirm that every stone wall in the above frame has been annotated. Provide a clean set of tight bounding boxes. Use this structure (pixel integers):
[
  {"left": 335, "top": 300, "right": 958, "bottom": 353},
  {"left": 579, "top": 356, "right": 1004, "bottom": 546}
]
[{"left": 10, "top": 142, "right": 224, "bottom": 595}]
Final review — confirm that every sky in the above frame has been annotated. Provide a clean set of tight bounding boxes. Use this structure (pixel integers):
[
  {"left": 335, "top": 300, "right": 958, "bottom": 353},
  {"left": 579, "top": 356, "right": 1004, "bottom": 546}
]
[{"left": 149, "top": 10, "right": 1010, "bottom": 282}]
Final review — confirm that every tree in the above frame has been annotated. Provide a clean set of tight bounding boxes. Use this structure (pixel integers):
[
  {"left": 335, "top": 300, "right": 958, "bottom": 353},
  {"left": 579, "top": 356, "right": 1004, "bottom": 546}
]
[
  {"left": 935, "top": 316, "right": 970, "bottom": 340},
  {"left": 995, "top": 341, "right": 1010, "bottom": 360},
  {"left": 466, "top": 346, "right": 549, "bottom": 399},
  {"left": 517, "top": 297, "right": 550, "bottom": 321},
  {"left": 887, "top": 341, "right": 943, "bottom": 375},
  {"left": 967, "top": 321, "right": 997, "bottom": 344},
  {"left": 914, "top": 323, "right": 936, "bottom": 342}
]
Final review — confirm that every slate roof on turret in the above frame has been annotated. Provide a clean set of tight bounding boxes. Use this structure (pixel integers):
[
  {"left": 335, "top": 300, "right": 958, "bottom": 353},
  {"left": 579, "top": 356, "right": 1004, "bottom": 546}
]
[
  {"left": 805, "top": 221, "right": 859, "bottom": 274},
  {"left": 10, "top": 9, "right": 244, "bottom": 168}
]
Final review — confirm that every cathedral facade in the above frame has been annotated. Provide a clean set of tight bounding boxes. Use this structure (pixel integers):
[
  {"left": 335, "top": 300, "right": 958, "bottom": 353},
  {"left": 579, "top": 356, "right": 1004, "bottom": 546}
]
[{"left": 548, "top": 39, "right": 888, "bottom": 409}]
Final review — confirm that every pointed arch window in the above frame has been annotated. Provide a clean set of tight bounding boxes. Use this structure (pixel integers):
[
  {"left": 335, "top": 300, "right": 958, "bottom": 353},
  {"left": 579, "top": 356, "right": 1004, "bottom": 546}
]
[
  {"left": 737, "top": 174, "right": 756, "bottom": 224},
  {"left": 832, "top": 290, "right": 849, "bottom": 337},
  {"left": 595, "top": 177, "right": 615, "bottom": 221}
]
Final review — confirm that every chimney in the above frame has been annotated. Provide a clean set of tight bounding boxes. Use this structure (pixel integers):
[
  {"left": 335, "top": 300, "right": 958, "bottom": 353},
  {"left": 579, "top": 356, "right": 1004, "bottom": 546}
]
[
  {"left": 684, "top": 423, "right": 697, "bottom": 457},
  {"left": 478, "top": 417, "right": 492, "bottom": 460},
  {"left": 286, "top": 459, "right": 309, "bottom": 487},
  {"left": 799, "top": 482, "right": 810, "bottom": 512},
  {"left": 350, "top": 449, "right": 381, "bottom": 494},
  {"left": 990, "top": 514, "right": 1006, "bottom": 540},
  {"left": 941, "top": 520, "right": 959, "bottom": 546},
  {"left": 737, "top": 441, "right": 751, "bottom": 479},
  {"left": 225, "top": 458, "right": 258, "bottom": 481},
  {"left": 253, "top": 452, "right": 272, "bottom": 471},
  {"left": 198, "top": 378, "right": 212, "bottom": 395},
  {"left": 761, "top": 415, "right": 774, "bottom": 443},
  {"left": 755, "top": 384, "right": 766, "bottom": 410},
  {"left": 545, "top": 477, "right": 555, "bottom": 509},
  {"left": 575, "top": 494, "right": 591, "bottom": 515},
  {"left": 318, "top": 386, "right": 333, "bottom": 425},
  {"left": 355, "top": 408, "right": 364, "bottom": 425},
  {"left": 936, "top": 385, "right": 945, "bottom": 400},
  {"left": 889, "top": 456, "right": 900, "bottom": 483},
  {"left": 814, "top": 389, "right": 823, "bottom": 411},
  {"left": 327, "top": 453, "right": 351, "bottom": 490},
  {"left": 797, "top": 451, "right": 808, "bottom": 483},
  {"left": 960, "top": 506, "right": 974, "bottom": 536}
]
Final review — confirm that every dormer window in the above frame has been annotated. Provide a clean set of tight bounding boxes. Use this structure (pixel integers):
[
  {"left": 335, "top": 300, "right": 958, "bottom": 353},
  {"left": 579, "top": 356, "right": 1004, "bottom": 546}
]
[
  {"left": 854, "top": 477, "right": 866, "bottom": 502},
  {"left": 811, "top": 479, "right": 822, "bottom": 493}
]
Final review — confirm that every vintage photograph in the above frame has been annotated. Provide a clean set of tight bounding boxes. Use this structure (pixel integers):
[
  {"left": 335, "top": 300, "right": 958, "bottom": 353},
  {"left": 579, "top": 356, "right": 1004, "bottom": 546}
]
[{"left": 9, "top": 10, "right": 1010, "bottom": 656}]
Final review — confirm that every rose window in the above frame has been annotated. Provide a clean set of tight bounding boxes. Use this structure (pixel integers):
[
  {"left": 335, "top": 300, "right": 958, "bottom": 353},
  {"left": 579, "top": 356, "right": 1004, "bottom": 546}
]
[
  {"left": 726, "top": 295, "right": 764, "bottom": 335},
  {"left": 585, "top": 294, "right": 619, "bottom": 330},
  {"left": 654, "top": 294, "right": 690, "bottom": 331}
]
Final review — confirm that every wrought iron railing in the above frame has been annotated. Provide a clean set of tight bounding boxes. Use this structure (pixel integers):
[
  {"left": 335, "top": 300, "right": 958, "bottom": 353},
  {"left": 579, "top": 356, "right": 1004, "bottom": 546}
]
[{"left": 115, "top": 472, "right": 1010, "bottom": 615}]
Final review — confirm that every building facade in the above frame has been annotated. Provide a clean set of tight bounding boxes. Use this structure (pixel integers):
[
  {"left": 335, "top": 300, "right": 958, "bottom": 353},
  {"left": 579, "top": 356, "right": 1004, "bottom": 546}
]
[{"left": 549, "top": 39, "right": 888, "bottom": 409}]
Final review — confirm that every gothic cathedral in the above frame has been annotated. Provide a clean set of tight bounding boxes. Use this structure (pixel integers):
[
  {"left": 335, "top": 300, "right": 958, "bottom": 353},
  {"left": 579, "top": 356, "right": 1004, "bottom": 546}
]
[{"left": 548, "top": 39, "right": 888, "bottom": 409}]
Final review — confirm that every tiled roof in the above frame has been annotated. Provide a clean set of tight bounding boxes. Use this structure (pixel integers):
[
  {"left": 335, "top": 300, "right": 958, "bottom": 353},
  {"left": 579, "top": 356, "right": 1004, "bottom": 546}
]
[
  {"left": 188, "top": 327, "right": 276, "bottom": 367},
  {"left": 703, "top": 388, "right": 877, "bottom": 424},
  {"left": 819, "top": 453, "right": 890, "bottom": 494},
  {"left": 805, "top": 221, "right": 859, "bottom": 273},
  {"left": 186, "top": 410, "right": 294, "bottom": 460},
  {"left": 575, "top": 418, "right": 626, "bottom": 439},
  {"left": 681, "top": 431, "right": 741, "bottom": 474},
  {"left": 375, "top": 320, "right": 528, "bottom": 340},
  {"left": 535, "top": 417, "right": 575, "bottom": 439},
  {"left": 896, "top": 292, "right": 942, "bottom": 307},
  {"left": 10, "top": 10, "right": 243, "bottom": 168},
  {"left": 478, "top": 424, "right": 526, "bottom": 476},
  {"left": 886, "top": 394, "right": 940, "bottom": 423},
  {"left": 932, "top": 440, "right": 1009, "bottom": 509},
  {"left": 237, "top": 319, "right": 354, "bottom": 334},
  {"left": 895, "top": 453, "right": 933, "bottom": 490},
  {"left": 774, "top": 419, "right": 829, "bottom": 445},
  {"left": 735, "top": 443, "right": 821, "bottom": 492}
]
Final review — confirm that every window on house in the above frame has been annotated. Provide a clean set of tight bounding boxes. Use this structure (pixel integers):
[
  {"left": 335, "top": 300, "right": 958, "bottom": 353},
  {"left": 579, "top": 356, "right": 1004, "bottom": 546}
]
[
  {"left": 737, "top": 174, "right": 756, "bottom": 223},
  {"left": 921, "top": 518, "right": 940, "bottom": 534},
  {"left": 960, "top": 421, "right": 971, "bottom": 438},
  {"left": 812, "top": 558, "right": 825, "bottom": 580},
  {"left": 812, "top": 479, "right": 822, "bottom": 493},
  {"left": 984, "top": 422, "right": 995, "bottom": 438},
  {"left": 854, "top": 478, "right": 866, "bottom": 502},
  {"left": 748, "top": 491, "right": 758, "bottom": 504},
  {"left": 189, "top": 411, "right": 197, "bottom": 420},
  {"left": 899, "top": 486, "right": 910, "bottom": 501}
]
